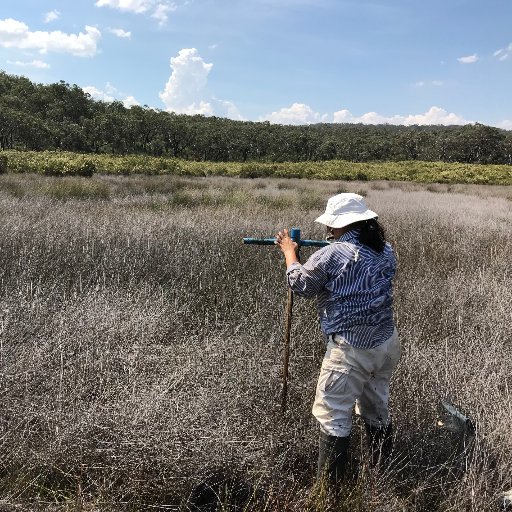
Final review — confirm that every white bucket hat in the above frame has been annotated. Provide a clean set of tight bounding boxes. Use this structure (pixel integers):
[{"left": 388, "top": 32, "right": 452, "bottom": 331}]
[{"left": 315, "top": 193, "right": 378, "bottom": 229}]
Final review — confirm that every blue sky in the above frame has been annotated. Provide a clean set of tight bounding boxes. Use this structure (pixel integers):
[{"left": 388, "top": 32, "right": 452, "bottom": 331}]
[{"left": 1, "top": 0, "right": 511, "bottom": 128}]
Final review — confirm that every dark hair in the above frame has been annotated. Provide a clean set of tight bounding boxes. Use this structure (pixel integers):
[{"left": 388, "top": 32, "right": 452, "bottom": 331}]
[{"left": 350, "top": 218, "right": 386, "bottom": 252}]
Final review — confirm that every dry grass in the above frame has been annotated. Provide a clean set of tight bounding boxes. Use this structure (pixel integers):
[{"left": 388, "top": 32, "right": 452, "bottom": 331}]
[{"left": 0, "top": 174, "right": 511, "bottom": 511}]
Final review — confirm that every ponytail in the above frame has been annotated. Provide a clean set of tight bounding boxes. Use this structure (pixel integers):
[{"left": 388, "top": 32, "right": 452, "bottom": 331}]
[{"left": 351, "top": 218, "right": 386, "bottom": 252}]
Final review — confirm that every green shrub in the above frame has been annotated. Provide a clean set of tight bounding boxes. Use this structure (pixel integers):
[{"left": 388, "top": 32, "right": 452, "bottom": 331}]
[
  {"left": 42, "top": 156, "right": 96, "bottom": 177},
  {"left": 74, "top": 157, "right": 96, "bottom": 177},
  {"left": 2, "top": 150, "right": 512, "bottom": 185}
]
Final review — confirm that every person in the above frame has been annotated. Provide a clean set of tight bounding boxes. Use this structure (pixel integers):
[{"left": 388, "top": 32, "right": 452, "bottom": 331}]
[{"left": 275, "top": 193, "right": 401, "bottom": 486}]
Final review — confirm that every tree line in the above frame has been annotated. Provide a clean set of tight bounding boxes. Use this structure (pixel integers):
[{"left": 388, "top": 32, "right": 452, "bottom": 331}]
[{"left": 1, "top": 70, "right": 511, "bottom": 164}]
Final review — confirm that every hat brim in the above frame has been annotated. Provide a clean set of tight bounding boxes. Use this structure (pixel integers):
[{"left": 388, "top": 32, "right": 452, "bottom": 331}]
[{"left": 314, "top": 210, "right": 378, "bottom": 229}]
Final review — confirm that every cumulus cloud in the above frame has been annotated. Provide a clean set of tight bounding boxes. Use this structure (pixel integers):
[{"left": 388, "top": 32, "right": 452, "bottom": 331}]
[
  {"left": 108, "top": 27, "right": 132, "bottom": 38},
  {"left": 159, "top": 48, "right": 213, "bottom": 114},
  {"left": 43, "top": 10, "right": 60, "bottom": 23},
  {"left": 494, "top": 43, "right": 512, "bottom": 61},
  {"left": 159, "top": 48, "right": 242, "bottom": 118},
  {"left": 84, "top": 83, "right": 139, "bottom": 107},
  {"left": 259, "top": 104, "right": 471, "bottom": 126},
  {"left": 96, "top": 0, "right": 176, "bottom": 24},
  {"left": 215, "top": 99, "right": 243, "bottom": 120},
  {"left": 8, "top": 59, "right": 50, "bottom": 68},
  {"left": 457, "top": 54, "right": 479, "bottom": 64},
  {"left": 123, "top": 95, "right": 140, "bottom": 107},
  {"left": 497, "top": 119, "right": 512, "bottom": 130},
  {"left": 0, "top": 18, "right": 101, "bottom": 57},
  {"left": 333, "top": 106, "right": 471, "bottom": 126},
  {"left": 260, "top": 103, "right": 328, "bottom": 124},
  {"left": 83, "top": 85, "right": 115, "bottom": 102}
]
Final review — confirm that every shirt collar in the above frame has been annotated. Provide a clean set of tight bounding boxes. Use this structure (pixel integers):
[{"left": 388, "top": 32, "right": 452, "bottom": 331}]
[{"left": 337, "top": 228, "right": 360, "bottom": 243}]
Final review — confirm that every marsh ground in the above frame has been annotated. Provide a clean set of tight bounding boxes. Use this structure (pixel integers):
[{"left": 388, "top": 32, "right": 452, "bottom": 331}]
[{"left": 0, "top": 174, "right": 511, "bottom": 511}]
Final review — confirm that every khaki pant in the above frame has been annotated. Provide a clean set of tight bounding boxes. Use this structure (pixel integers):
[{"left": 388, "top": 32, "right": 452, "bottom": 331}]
[{"left": 312, "top": 328, "right": 401, "bottom": 437}]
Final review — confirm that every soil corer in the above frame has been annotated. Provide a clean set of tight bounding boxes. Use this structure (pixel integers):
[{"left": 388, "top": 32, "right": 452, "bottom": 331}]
[{"left": 243, "top": 228, "right": 328, "bottom": 412}]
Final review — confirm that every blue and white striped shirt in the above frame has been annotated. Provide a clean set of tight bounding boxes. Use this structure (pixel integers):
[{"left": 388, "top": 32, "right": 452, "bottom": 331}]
[{"left": 286, "top": 230, "right": 396, "bottom": 349}]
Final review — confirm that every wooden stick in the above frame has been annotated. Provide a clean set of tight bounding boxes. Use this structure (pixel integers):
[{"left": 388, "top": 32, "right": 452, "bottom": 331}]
[
  {"left": 281, "top": 236, "right": 300, "bottom": 413},
  {"left": 281, "top": 286, "right": 294, "bottom": 412}
]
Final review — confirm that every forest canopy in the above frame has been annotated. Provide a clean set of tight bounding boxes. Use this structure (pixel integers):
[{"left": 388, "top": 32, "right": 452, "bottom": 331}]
[{"left": 1, "top": 71, "right": 511, "bottom": 165}]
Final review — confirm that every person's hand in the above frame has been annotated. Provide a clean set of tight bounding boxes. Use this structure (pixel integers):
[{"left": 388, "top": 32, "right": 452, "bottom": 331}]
[{"left": 275, "top": 229, "right": 298, "bottom": 255}]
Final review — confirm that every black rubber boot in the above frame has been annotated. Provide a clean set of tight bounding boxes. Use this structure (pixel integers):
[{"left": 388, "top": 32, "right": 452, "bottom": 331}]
[
  {"left": 364, "top": 422, "right": 393, "bottom": 468},
  {"left": 317, "top": 431, "right": 351, "bottom": 485}
]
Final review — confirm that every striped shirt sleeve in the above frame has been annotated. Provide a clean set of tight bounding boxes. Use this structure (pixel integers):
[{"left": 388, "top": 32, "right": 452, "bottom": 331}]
[{"left": 286, "top": 247, "right": 331, "bottom": 298}]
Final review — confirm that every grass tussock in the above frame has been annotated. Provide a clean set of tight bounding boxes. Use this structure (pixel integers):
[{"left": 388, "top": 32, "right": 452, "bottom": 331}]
[
  {"left": 0, "top": 175, "right": 511, "bottom": 510},
  {"left": 43, "top": 178, "right": 111, "bottom": 201}
]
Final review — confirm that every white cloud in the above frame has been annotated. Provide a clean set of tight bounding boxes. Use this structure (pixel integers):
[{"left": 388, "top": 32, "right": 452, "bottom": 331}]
[
  {"left": 96, "top": 0, "right": 176, "bottom": 24},
  {"left": 0, "top": 18, "right": 101, "bottom": 57},
  {"left": 83, "top": 86, "right": 115, "bottom": 102},
  {"left": 494, "top": 43, "right": 512, "bottom": 61},
  {"left": 108, "top": 27, "right": 132, "bottom": 38},
  {"left": 43, "top": 10, "right": 60, "bottom": 23},
  {"left": 105, "top": 82, "right": 119, "bottom": 96},
  {"left": 497, "top": 119, "right": 512, "bottom": 130},
  {"left": 159, "top": 48, "right": 213, "bottom": 114},
  {"left": 261, "top": 104, "right": 467, "bottom": 126},
  {"left": 457, "top": 54, "right": 479, "bottom": 64},
  {"left": 151, "top": 3, "right": 177, "bottom": 25},
  {"left": 215, "top": 99, "right": 243, "bottom": 120},
  {"left": 7, "top": 59, "right": 50, "bottom": 68},
  {"left": 159, "top": 48, "right": 242, "bottom": 118},
  {"left": 260, "top": 103, "right": 328, "bottom": 124},
  {"left": 333, "top": 106, "right": 471, "bottom": 126},
  {"left": 84, "top": 83, "right": 140, "bottom": 107},
  {"left": 95, "top": 0, "right": 154, "bottom": 13},
  {"left": 123, "top": 95, "right": 140, "bottom": 107}
]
